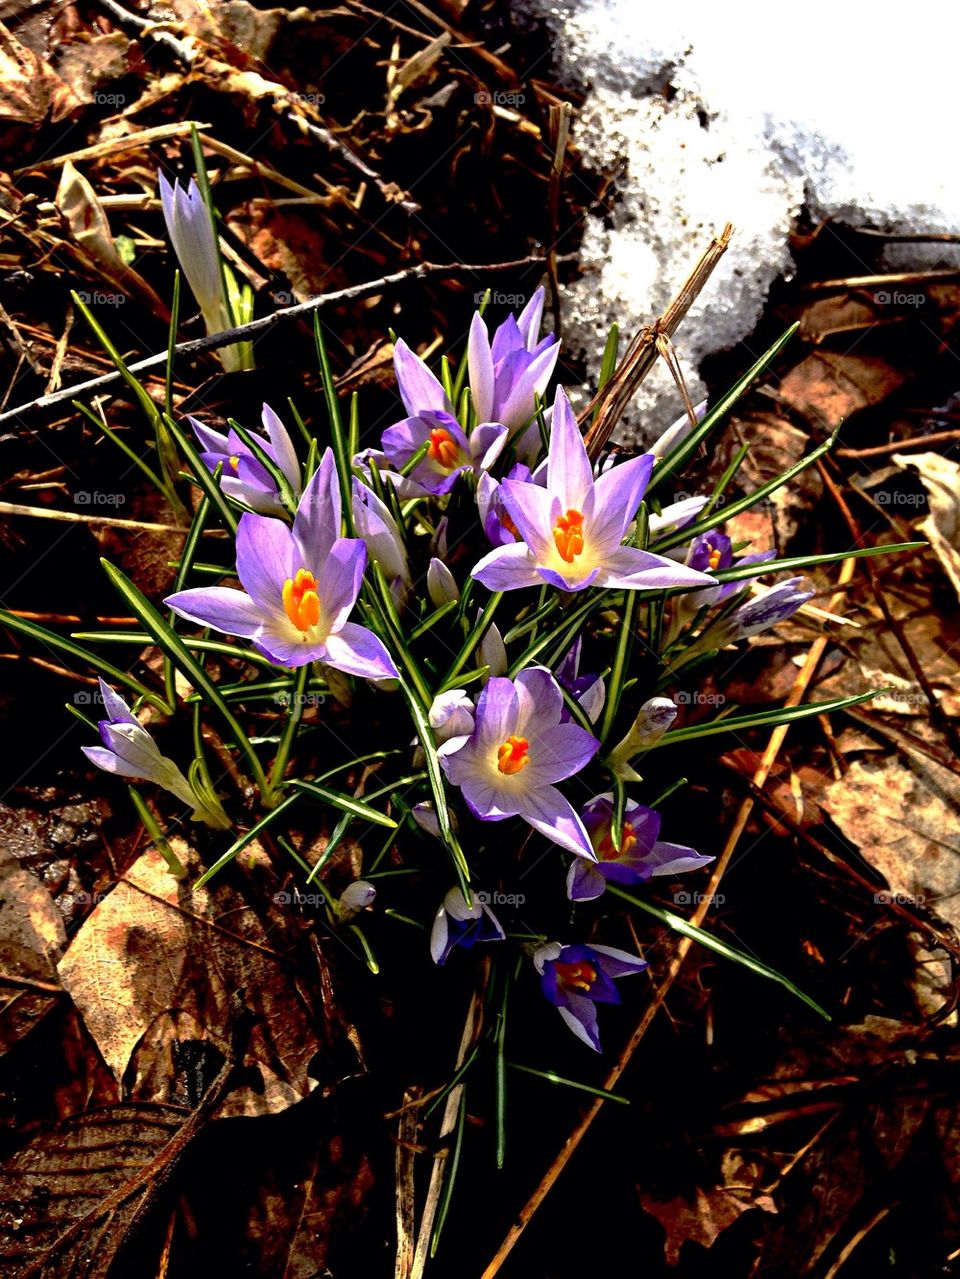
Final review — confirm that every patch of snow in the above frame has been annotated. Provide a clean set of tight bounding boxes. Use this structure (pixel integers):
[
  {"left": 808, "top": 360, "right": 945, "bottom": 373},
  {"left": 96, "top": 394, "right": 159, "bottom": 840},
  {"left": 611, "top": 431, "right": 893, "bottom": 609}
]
[{"left": 518, "top": 0, "right": 960, "bottom": 441}]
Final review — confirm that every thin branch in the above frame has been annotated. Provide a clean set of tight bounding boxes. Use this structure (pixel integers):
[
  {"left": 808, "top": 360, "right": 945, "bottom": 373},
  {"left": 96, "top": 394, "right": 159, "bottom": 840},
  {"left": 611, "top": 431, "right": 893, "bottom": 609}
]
[{"left": 0, "top": 256, "right": 547, "bottom": 427}]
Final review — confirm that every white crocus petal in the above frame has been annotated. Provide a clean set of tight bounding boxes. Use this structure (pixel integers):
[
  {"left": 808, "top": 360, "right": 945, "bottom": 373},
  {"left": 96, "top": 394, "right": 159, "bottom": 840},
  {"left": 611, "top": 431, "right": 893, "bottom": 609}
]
[
  {"left": 429, "top": 690, "right": 475, "bottom": 743},
  {"left": 339, "top": 880, "right": 376, "bottom": 919},
  {"left": 427, "top": 558, "right": 460, "bottom": 606},
  {"left": 479, "top": 618, "right": 508, "bottom": 681}
]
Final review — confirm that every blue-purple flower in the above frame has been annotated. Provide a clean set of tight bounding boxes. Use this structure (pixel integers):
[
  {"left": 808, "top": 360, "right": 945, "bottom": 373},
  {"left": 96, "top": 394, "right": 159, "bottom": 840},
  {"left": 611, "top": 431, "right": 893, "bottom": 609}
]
[
  {"left": 468, "top": 287, "right": 560, "bottom": 437},
  {"left": 534, "top": 941, "right": 647, "bottom": 1051},
  {"left": 566, "top": 794, "right": 713, "bottom": 901},
  {"left": 430, "top": 887, "right": 505, "bottom": 965},
  {"left": 82, "top": 679, "right": 228, "bottom": 827},
  {"left": 165, "top": 451, "right": 399, "bottom": 678},
  {"left": 471, "top": 388, "right": 718, "bottom": 594},
  {"left": 477, "top": 463, "right": 534, "bottom": 546},
  {"left": 191, "top": 404, "right": 301, "bottom": 514},
  {"left": 555, "top": 639, "right": 605, "bottom": 724},
  {"left": 684, "top": 532, "right": 775, "bottom": 610},
  {"left": 439, "top": 668, "right": 599, "bottom": 857},
  {"left": 721, "top": 577, "right": 814, "bottom": 640},
  {"left": 159, "top": 174, "right": 228, "bottom": 339}
]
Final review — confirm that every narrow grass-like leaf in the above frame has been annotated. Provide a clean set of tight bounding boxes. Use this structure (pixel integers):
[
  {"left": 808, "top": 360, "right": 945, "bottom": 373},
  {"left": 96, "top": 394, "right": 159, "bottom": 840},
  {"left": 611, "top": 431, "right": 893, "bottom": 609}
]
[
  {"left": 195, "top": 793, "right": 299, "bottom": 888},
  {"left": 163, "top": 413, "right": 239, "bottom": 535},
  {"left": 430, "top": 1088, "right": 467, "bottom": 1258},
  {"left": 441, "top": 591, "right": 503, "bottom": 686},
  {"left": 599, "top": 589, "right": 637, "bottom": 745},
  {"left": 410, "top": 600, "right": 459, "bottom": 640},
  {"left": 707, "top": 541, "right": 926, "bottom": 583},
  {"left": 165, "top": 270, "right": 180, "bottom": 419},
  {"left": 657, "top": 689, "right": 886, "bottom": 746},
  {"left": 313, "top": 315, "right": 353, "bottom": 531},
  {"left": 608, "top": 884, "right": 829, "bottom": 1018},
  {"left": 508, "top": 1062, "right": 630, "bottom": 1104},
  {"left": 0, "top": 609, "right": 169, "bottom": 711},
  {"left": 227, "top": 417, "right": 298, "bottom": 516},
  {"left": 288, "top": 778, "right": 398, "bottom": 828},
  {"left": 128, "top": 787, "right": 187, "bottom": 879}
]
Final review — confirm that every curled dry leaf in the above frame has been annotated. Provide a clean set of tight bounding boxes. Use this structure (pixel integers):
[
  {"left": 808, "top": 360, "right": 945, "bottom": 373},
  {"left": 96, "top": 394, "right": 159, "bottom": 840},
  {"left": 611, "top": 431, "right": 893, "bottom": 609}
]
[
  {"left": 0, "top": 22, "right": 80, "bottom": 132},
  {"left": 893, "top": 451, "right": 960, "bottom": 602},
  {"left": 0, "top": 846, "right": 66, "bottom": 1054},
  {"left": 57, "top": 841, "right": 329, "bottom": 1118}
]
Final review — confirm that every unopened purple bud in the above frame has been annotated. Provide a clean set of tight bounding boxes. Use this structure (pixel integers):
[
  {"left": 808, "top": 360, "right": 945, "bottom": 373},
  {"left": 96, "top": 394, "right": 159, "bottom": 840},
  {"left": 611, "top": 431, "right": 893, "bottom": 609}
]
[
  {"left": 649, "top": 400, "right": 708, "bottom": 461},
  {"left": 727, "top": 578, "right": 814, "bottom": 639},
  {"left": 427, "top": 557, "right": 460, "bottom": 607},
  {"left": 338, "top": 879, "right": 376, "bottom": 919}
]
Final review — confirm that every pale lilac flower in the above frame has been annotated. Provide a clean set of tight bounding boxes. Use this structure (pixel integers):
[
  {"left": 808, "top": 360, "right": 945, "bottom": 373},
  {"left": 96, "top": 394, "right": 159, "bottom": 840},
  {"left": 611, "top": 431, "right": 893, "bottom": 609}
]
[
  {"left": 721, "top": 578, "right": 814, "bottom": 640},
  {"left": 647, "top": 495, "right": 709, "bottom": 536},
  {"left": 534, "top": 941, "right": 647, "bottom": 1051},
  {"left": 381, "top": 412, "right": 506, "bottom": 497},
  {"left": 429, "top": 689, "right": 475, "bottom": 747},
  {"left": 159, "top": 174, "right": 229, "bottom": 339},
  {"left": 439, "top": 668, "right": 600, "bottom": 858},
  {"left": 567, "top": 794, "right": 713, "bottom": 901},
  {"left": 477, "top": 464, "right": 535, "bottom": 546},
  {"left": 165, "top": 450, "right": 399, "bottom": 678},
  {"left": 471, "top": 388, "right": 718, "bottom": 595},
  {"left": 338, "top": 879, "right": 376, "bottom": 920},
  {"left": 82, "top": 679, "right": 228, "bottom": 827},
  {"left": 427, "top": 557, "right": 460, "bottom": 607},
  {"left": 352, "top": 478, "right": 411, "bottom": 600},
  {"left": 649, "top": 400, "right": 708, "bottom": 461},
  {"left": 191, "top": 403, "right": 301, "bottom": 514},
  {"left": 430, "top": 886, "right": 505, "bottom": 966},
  {"left": 467, "top": 287, "right": 560, "bottom": 434}
]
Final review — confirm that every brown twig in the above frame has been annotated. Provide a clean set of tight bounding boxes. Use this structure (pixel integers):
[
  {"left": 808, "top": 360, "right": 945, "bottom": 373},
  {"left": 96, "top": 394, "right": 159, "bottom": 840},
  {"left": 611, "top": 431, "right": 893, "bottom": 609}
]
[
  {"left": 0, "top": 256, "right": 547, "bottom": 428},
  {"left": 836, "top": 430, "right": 960, "bottom": 459},
  {"left": 582, "top": 223, "right": 734, "bottom": 457}
]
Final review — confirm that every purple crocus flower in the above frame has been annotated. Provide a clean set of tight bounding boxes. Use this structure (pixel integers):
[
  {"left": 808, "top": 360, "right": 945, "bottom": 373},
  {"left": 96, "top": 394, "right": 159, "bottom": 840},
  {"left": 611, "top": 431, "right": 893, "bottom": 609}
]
[
  {"left": 534, "top": 940, "right": 647, "bottom": 1051},
  {"left": 165, "top": 450, "right": 399, "bottom": 678},
  {"left": 684, "top": 532, "right": 775, "bottom": 610},
  {"left": 649, "top": 400, "right": 708, "bottom": 460},
  {"left": 721, "top": 577, "right": 814, "bottom": 640},
  {"left": 430, "top": 887, "right": 505, "bottom": 965},
  {"left": 471, "top": 387, "right": 718, "bottom": 595},
  {"left": 352, "top": 477, "right": 411, "bottom": 600},
  {"left": 159, "top": 174, "right": 229, "bottom": 342},
  {"left": 338, "top": 879, "right": 376, "bottom": 920},
  {"left": 468, "top": 287, "right": 560, "bottom": 435},
  {"left": 555, "top": 638, "right": 605, "bottom": 724},
  {"left": 567, "top": 794, "right": 713, "bottom": 901},
  {"left": 191, "top": 404, "right": 301, "bottom": 515},
  {"left": 438, "top": 667, "right": 600, "bottom": 858},
  {"left": 477, "top": 463, "right": 535, "bottom": 547},
  {"left": 82, "top": 679, "right": 229, "bottom": 827}
]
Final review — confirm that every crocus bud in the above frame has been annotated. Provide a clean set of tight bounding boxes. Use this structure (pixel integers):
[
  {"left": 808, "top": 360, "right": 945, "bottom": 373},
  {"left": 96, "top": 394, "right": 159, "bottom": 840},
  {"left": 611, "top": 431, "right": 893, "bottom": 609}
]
[
  {"left": 428, "top": 689, "right": 475, "bottom": 745},
  {"left": 720, "top": 578, "right": 814, "bottom": 641},
  {"left": 352, "top": 478, "right": 411, "bottom": 594},
  {"left": 338, "top": 879, "right": 376, "bottom": 920},
  {"left": 649, "top": 400, "right": 708, "bottom": 461},
  {"left": 427, "top": 557, "right": 460, "bottom": 607},
  {"left": 479, "top": 616, "right": 507, "bottom": 681},
  {"left": 606, "top": 696, "right": 678, "bottom": 781}
]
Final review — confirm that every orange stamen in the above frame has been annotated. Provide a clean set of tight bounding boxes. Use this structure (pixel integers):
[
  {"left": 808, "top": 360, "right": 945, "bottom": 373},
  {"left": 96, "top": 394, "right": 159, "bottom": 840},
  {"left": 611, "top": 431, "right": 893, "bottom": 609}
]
[
  {"left": 282, "top": 567, "right": 322, "bottom": 632},
  {"left": 428, "top": 428, "right": 460, "bottom": 470},
  {"left": 707, "top": 544, "right": 723, "bottom": 570},
  {"left": 553, "top": 509, "right": 585, "bottom": 563},
  {"left": 554, "top": 960, "right": 597, "bottom": 992},
  {"left": 598, "top": 821, "right": 637, "bottom": 861},
  {"left": 497, "top": 735, "right": 530, "bottom": 775}
]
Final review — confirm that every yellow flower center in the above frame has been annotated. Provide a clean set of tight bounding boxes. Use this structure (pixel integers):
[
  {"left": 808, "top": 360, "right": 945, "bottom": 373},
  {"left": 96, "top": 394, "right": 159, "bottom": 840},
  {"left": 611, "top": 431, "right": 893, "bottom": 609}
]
[
  {"left": 229, "top": 455, "right": 240, "bottom": 471},
  {"left": 707, "top": 545, "right": 723, "bottom": 570},
  {"left": 554, "top": 960, "right": 597, "bottom": 992},
  {"left": 428, "top": 428, "right": 460, "bottom": 470},
  {"left": 282, "top": 567, "right": 321, "bottom": 632},
  {"left": 598, "top": 821, "right": 637, "bottom": 861},
  {"left": 497, "top": 735, "right": 530, "bottom": 775},
  {"left": 553, "top": 509, "right": 585, "bottom": 563}
]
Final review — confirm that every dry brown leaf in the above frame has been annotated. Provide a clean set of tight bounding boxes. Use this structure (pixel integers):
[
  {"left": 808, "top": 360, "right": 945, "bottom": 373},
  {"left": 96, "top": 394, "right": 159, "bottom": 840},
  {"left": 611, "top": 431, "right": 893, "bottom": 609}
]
[
  {"left": 0, "top": 22, "right": 80, "bottom": 129},
  {"left": 54, "top": 32, "right": 132, "bottom": 106},
  {"left": 639, "top": 1176, "right": 777, "bottom": 1265},
  {"left": 892, "top": 450, "right": 960, "bottom": 602},
  {"left": 0, "top": 845, "right": 66, "bottom": 1053},
  {"left": 57, "top": 841, "right": 327, "bottom": 1118}
]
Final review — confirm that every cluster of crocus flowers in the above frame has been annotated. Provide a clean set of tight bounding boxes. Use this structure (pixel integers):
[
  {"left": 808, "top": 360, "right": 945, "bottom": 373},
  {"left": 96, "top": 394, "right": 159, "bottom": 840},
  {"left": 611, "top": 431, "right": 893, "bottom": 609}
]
[
  {"left": 165, "top": 451, "right": 399, "bottom": 678},
  {"left": 471, "top": 387, "right": 717, "bottom": 595},
  {"left": 192, "top": 403, "right": 302, "bottom": 515},
  {"left": 82, "top": 679, "right": 229, "bottom": 828},
  {"left": 567, "top": 794, "right": 713, "bottom": 901},
  {"left": 534, "top": 941, "right": 648, "bottom": 1051},
  {"left": 439, "top": 667, "right": 600, "bottom": 858}
]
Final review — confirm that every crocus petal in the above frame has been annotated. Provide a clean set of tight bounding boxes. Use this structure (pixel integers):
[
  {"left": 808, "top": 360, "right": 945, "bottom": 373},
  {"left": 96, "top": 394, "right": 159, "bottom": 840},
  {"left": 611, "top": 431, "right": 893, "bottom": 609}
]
[
  {"left": 429, "top": 905, "right": 450, "bottom": 964},
  {"left": 164, "top": 586, "right": 265, "bottom": 638},
  {"left": 393, "top": 338, "right": 452, "bottom": 416},
  {"left": 589, "top": 452, "right": 654, "bottom": 550},
  {"left": 427, "top": 557, "right": 460, "bottom": 606},
  {"left": 517, "top": 785, "right": 596, "bottom": 859},
  {"left": 594, "top": 547, "right": 716, "bottom": 591},
  {"left": 471, "top": 676, "right": 520, "bottom": 747},
  {"left": 320, "top": 622, "right": 400, "bottom": 680},
  {"left": 516, "top": 287, "right": 545, "bottom": 351},
  {"left": 470, "top": 421, "right": 509, "bottom": 472},
  {"left": 523, "top": 722, "right": 599, "bottom": 786},
  {"left": 490, "top": 312, "right": 523, "bottom": 363},
  {"left": 322, "top": 538, "right": 368, "bottom": 633},
  {"left": 557, "top": 995, "right": 602, "bottom": 1052},
  {"left": 261, "top": 403, "right": 301, "bottom": 495},
  {"left": 497, "top": 479, "right": 558, "bottom": 564},
  {"left": 467, "top": 312, "right": 495, "bottom": 423},
  {"left": 96, "top": 678, "right": 138, "bottom": 726},
  {"left": 566, "top": 858, "right": 607, "bottom": 901},
  {"left": 546, "top": 387, "right": 594, "bottom": 512},
  {"left": 353, "top": 480, "right": 409, "bottom": 585},
  {"left": 479, "top": 618, "right": 508, "bottom": 680},
  {"left": 82, "top": 745, "right": 144, "bottom": 778},
  {"left": 645, "top": 842, "right": 715, "bottom": 876},
  {"left": 235, "top": 513, "right": 296, "bottom": 610},
  {"left": 189, "top": 416, "right": 231, "bottom": 456},
  {"left": 293, "top": 448, "right": 341, "bottom": 562},
  {"left": 590, "top": 944, "right": 649, "bottom": 978},
  {"left": 471, "top": 541, "right": 542, "bottom": 592},
  {"left": 496, "top": 339, "right": 560, "bottom": 430}
]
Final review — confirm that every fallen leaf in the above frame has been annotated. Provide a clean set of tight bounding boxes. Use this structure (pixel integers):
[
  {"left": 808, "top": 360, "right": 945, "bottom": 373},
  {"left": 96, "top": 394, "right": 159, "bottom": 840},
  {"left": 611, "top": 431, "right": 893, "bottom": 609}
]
[
  {"left": 893, "top": 451, "right": 960, "bottom": 602},
  {"left": 0, "top": 22, "right": 80, "bottom": 131},
  {"left": 0, "top": 845, "right": 66, "bottom": 1053}
]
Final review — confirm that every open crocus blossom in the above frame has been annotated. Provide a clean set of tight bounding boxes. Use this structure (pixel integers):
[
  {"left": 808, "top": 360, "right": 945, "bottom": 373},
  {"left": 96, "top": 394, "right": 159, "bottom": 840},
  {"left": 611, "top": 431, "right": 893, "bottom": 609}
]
[
  {"left": 467, "top": 287, "right": 560, "bottom": 434},
  {"left": 82, "top": 679, "right": 228, "bottom": 828},
  {"left": 534, "top": 941, "right": 647, "bottom": 1051},
  {"left": 191, "top": 403, "right": 301, "bottom": 515},
  {"left": 165, "top": 450, "right": 399, "bottom": 678},
  {"left": 471, "top": 387, "right": 718, "bottom": 594},
  {"left": 439, "top": 667, "right": 599, "bottom": 858},
  {"left": 381, "top": 411, "right": 506, "bottom": 496},
  {"left": 683, "top": 532, "right": 775, "bottom": 610},
  {"left": 567, "top": 794, "right": 713, "bottom": 901},
  {"left": 430, "top": 886, "right": 505, "bottom": 966}
]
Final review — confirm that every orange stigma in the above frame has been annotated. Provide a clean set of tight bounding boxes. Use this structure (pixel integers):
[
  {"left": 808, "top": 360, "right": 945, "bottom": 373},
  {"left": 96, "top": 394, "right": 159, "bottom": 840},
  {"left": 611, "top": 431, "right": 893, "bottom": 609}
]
[
  {"left": 428, "top": 428, "right": 460, "bottom": 470},
  {"left": 553, "top": 509, "right": 585, "bottom": 563},
  {"left": 554, "top": 960, "right": 597, "bottom": 992},
  {"left": 501, "top": 509, "right": 519, "bottom": 540},
  {"left": 707, "top": 544, "right": 723, "bottom": 570},
  {"left": 598, "top": 821, "right": 637, "bottom": 861},
  {"left": 228, "top": 455, "right": 240, "bottom": 471},
  {"left": 497, "top": 735, "right": 530, "bottom": 775},
  {"left": 282, "top": 567, "right": 322, "bottom": 632}
]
